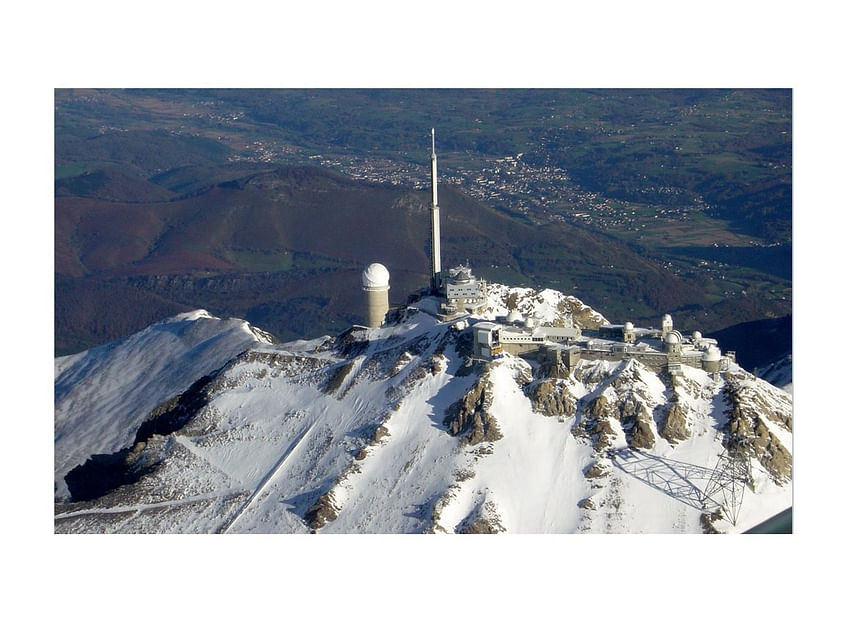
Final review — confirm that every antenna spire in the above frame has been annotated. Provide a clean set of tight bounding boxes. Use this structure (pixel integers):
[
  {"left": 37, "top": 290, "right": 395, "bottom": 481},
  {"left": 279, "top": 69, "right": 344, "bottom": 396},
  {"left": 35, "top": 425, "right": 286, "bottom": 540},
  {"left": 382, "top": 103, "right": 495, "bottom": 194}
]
[{"left": 429, "top": 128, "right": 441, "bottom": 292}]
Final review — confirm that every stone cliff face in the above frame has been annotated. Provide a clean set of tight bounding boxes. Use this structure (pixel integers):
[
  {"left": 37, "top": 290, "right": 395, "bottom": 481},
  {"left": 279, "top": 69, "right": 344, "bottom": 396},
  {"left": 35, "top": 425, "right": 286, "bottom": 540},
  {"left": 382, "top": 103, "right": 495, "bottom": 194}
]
[
  {"left": 525, "top": 358, "right": 793, "bottom": 489},
  {"left": 527, "top": 379, "right": 578, "bottom": 417},
  {"left": 723, "top": 372, "right": 793, "bottom": 485},
  {"left": 571, "top": 360, "right": 665, "bottom": 453},
  {"left": 659, "top": 403, "right": 690, "bottom": 444},
  {"left": 444, "top": 369, "right": 503, "bottom": 445}
]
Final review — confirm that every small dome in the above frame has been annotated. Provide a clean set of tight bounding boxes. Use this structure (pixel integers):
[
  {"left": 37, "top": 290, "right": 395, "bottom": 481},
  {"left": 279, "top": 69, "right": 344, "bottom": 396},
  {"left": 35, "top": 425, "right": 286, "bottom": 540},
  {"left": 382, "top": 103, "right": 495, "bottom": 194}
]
[
  {"left": 506, "top": 309, "right": 523, "bottom": 324},
  {"left": 692, "top": 331, "right": 702, "bottom": 341},
  {"left": 703, "top": 346, "right": 721, "bottom": 362},
  {"left": 664, "top": 330, "right": 682, "bottom": 345},
  {"left": 524, "top": 316, "right": 536, "bottom": 329},
  {"left": 362, "top": 263, "right": 390, "bottom": 289},
  {"left": 624, "top": 321, "right": 634, "bottom": 331}
]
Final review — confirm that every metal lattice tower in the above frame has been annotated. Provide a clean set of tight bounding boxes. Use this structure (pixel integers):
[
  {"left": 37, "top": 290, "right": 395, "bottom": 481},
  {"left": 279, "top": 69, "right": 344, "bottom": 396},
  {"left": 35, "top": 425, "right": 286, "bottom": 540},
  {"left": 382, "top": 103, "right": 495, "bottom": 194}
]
[{"left": 703, "top": 435, "right": 752, "bottom": 526}]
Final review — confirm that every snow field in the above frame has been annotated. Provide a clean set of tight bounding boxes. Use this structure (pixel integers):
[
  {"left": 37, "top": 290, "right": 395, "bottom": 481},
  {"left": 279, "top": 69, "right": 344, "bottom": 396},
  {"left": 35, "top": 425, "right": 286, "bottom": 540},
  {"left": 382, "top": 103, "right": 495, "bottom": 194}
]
[
  {"left": 437, "top": 359, "right": 594, "bottom": 532},
  {"left": 55, "top": 289, "right": 792, "bottom": 533},
  {"left": 54, "top": 312, "right": 268, "bottom": 500},
  {"left": 322, "top": 340, "right": 477, "bottom": 532}
]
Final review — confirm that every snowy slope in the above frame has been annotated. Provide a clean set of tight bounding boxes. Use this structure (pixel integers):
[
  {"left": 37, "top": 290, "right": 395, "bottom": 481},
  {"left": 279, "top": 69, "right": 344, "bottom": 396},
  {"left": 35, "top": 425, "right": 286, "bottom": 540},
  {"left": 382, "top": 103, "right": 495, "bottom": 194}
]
[
  {"left": 54, "top": 310, "right": 273, "bottom": 500},
  {"left": 755, "top": 353, "right": 793, "bottom": 394},
  {"left": 54, "top": 289, "right": 792, "bottom": 533}
]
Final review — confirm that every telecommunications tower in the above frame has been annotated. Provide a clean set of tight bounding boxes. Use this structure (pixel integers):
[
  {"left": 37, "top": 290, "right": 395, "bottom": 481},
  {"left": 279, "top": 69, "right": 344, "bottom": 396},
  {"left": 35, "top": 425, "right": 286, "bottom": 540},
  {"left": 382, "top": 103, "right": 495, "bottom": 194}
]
[{"left": 430, "top": 128, "right": 442, "bottom": 293}]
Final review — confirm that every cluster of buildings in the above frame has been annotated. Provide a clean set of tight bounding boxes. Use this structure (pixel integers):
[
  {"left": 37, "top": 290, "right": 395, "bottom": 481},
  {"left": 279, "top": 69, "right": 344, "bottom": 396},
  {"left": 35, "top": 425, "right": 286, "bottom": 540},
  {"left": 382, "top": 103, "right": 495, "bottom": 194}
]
[
  {"left": 361, "top": 129, "right": 729, "bottom": 375},
  {"left": 471, "top": 311, "right": 731, "bottom": 375}
]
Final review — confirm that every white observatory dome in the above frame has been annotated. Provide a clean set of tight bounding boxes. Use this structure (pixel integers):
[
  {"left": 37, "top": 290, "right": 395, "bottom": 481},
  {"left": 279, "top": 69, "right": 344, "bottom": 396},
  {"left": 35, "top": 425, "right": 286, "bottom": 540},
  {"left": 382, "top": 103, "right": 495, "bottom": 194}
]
[
  {"left": 703, "top": 346, "right": 721, "bottom": 362},
  {"left": 664, "top": 330, "right": 682, "bottom": 345},
  {"left": 624, "top": 322, "right": 634, "bottom": 331},
  {"left": 362, "top": 263, "right": 390, "bottom": 289},
  {"left": 506, "top": 309, "right": 523, "bottom": 324},
  {"left": 692, "top": 331, "right": 702, "bottom": 341},
  {"left": 524, "top": 316, "right": 536, "bottom": 329}
]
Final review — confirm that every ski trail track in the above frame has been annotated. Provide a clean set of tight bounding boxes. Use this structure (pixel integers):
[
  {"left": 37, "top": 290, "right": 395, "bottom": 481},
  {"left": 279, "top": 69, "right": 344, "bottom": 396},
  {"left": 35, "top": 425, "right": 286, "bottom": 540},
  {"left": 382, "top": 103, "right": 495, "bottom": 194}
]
[
  {"left": 218, "top": 414, "right": 321, "bottom": 533},
  {"left": 55, "top": 489, "right": 245, "bottom": 520}
]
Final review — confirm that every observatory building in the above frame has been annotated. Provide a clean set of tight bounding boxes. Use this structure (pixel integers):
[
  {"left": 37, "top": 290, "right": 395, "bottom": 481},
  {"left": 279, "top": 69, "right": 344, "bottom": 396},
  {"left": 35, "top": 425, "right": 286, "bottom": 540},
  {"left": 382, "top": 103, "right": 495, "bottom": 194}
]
[
  {"left": 471, "top": 312, "right": 731, "bottom": 375},
  {"left": 362, "top": 262, "right": 390, "bottom": 328},
  {"left": 440, "top": 263, "right": 488, "bottom": 315}
]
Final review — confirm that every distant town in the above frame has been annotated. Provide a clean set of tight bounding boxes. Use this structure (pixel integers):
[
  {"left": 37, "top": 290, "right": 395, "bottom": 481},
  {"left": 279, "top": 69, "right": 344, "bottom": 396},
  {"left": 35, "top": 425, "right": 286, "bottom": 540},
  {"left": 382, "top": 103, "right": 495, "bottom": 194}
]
[{"left": 224, "top": 128, "right": 782, "bottom": 253}]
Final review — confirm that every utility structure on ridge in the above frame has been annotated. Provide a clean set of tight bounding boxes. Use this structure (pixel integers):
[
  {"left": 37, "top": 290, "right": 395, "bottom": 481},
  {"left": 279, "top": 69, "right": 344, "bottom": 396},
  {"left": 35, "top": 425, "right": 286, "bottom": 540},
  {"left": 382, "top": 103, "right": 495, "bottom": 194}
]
[
  {"left": 703, "top": 434, "right": 752, "bottom": 526},
  {"left": 429, "top": 128, "right": 442, "bottom": 293}
]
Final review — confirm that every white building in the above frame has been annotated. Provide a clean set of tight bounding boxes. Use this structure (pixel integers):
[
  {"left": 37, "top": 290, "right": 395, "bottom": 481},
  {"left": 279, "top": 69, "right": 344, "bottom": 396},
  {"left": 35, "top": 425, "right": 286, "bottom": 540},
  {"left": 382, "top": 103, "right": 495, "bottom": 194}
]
[
  {"left": 362, "top": 263, "right": 390, "bottom": 328},
  {"left": 472, "top": 321, "right": 581, "bottom": 358},
  {"left": 440, "top": 264, "right": 488, "bottom": 315},
  {"left": 471, "top": 313, "right": 728, "bottom": 374}
]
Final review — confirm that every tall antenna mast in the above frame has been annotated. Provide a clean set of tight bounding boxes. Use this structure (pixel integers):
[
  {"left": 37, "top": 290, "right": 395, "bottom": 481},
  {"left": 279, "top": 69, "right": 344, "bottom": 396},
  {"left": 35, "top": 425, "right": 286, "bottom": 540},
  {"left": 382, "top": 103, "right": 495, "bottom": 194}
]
[{"left": 430, "top": 128, "right": 442, "bottom": 292}]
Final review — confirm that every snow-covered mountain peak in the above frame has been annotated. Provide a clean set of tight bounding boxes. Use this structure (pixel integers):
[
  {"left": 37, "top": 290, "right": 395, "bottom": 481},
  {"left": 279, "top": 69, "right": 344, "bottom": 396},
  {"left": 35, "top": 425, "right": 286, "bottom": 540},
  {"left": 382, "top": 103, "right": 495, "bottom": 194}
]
[
  {"left": 54, "top": 287, "right": 792, "bottom": 533},
  {"left": 480, "top": 283, "right": 608, "bottom": 328},
  {"left": 54, "top": 310, "right": 273, "bottom": 500}
]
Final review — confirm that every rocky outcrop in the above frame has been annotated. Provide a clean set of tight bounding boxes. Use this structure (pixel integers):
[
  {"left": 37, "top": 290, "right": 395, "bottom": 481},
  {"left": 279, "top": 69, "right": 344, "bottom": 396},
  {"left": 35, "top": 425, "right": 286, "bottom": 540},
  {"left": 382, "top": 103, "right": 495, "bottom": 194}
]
[
  {"left": 444, "top": 373, "right": 502, "bottom": 445},
  {"left": 322, "top": 360, "right": 356, "bottom": 395},
  {"left": 659, "top": 402, "right": 690, "bottom": 444},
  {"left": 456, "top": 499, "right": 506, "bottom": 534},
  {"left": 587, "top": 394, "right": 614, "bottom": 420},
  {"left": 580, "top": 394, "right": 620, "bottom": 451},
  {"left": 555, "top": 298, "right": 607, "bottom": 329},
  {"left": 617, "top": 394, "right": 656, "bottom": 449},
  {"left": 459, "top": 517, "right": 504, "bottom": 534},
  {"left": 577, "top": 360, "right": 665, "bottom": 453},
  {"left": 591, "top": 419, "right": 618, "bottom": 451},
  {"left": 577, "top": 497, "right": 596, "bottom": 510},
  {"left": 700, "top": 509, "right": 724, "bottom": 534},
  {"left": 304, "top": 491, "right": 339, "bottom": 530},
  {"left": 584, "top": 461, "right": 607, "bottom": 480},
  {"left": 527, "top": 379, "right": 577, "bottom": 417},
  {"left": 332, "top": 326, "right": 370, "bottom": 358},
  {"left": 625, "top": 406, "right": 656, "bottom": 449},
  {"left": 723, "top": 373, "right": 792, "bottom": 484}
]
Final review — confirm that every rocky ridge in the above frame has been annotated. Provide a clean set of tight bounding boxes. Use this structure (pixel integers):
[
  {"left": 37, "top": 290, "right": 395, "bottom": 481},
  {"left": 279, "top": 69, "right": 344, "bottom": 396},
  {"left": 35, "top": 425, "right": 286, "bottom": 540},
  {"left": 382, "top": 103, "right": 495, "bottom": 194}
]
[{"left": 54, "top": 286, "right": 792, "bottom": 534}]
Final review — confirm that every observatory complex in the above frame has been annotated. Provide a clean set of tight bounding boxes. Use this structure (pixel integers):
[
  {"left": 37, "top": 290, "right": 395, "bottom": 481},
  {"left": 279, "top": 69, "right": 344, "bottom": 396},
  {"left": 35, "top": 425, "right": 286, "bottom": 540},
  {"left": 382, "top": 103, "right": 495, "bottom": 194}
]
[
  {"left": 471, "top": 311, "right": 732, "bottom": 376},
  {"left": 360, "top": 129, "right": 728, "bottom": 375}
]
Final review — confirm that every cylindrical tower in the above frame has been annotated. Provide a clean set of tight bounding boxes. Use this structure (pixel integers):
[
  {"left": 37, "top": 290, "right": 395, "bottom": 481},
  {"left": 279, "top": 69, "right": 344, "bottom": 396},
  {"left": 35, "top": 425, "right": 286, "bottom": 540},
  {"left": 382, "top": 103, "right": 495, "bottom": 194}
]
[
  {"left": 661, "top": 314, "right": 674, "bottom": 335},
  {"left": 703, "top": 345, "right": 722, "bottom": 373},
  {"left": 663, "top": 330, "right": 683, "bottom": 354},
  {"left": 362, "top": 263, "right": 390, "bottom": 329}
]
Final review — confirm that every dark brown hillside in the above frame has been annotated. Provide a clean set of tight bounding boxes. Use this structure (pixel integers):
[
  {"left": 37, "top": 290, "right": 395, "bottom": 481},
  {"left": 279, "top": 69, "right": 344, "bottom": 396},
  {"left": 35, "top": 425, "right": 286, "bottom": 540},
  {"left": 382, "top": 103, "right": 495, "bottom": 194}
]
[
  {"left": 56, "top": 197, "right": 177, "bottom": 275},
  {"left": 55, "top": 165, "right": 713, "bottom": 354},
  {"left": 55, "top": 169, "right": 176, "bottom": 203},
  {"left": 55, "top": 275, "right": 195, "bottom": 355}
]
